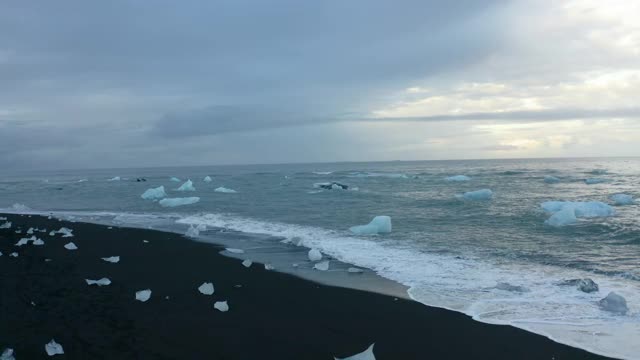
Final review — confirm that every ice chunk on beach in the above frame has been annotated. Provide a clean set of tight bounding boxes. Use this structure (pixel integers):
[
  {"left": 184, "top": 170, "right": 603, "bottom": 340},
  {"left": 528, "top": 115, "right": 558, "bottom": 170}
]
[
  {"left": 610, "top": 194, "right": 635, "bottom": 206},
  {"left": 101, "top": 256, "right": 120, "bottom": 263},
  {"left": 108, "top": 176, "right": 121, "bottom": 181},
  {"left": 185, "top": 224, "right": 206, "bottom": 238},
  {"left": 350, "top": 216, "right": 392, "bottom": 235},
  {"left": 314, "top": 260, "right": 330, "bottom": 271},
  {"left": 459, "top": 189, "right": 493, "bottom": 201},
  {"left": 15, "top": 236, "right": 35, "bottom": 246},
  {"left": 446, "top": 175, "right": 470, "bottom": 181},
  {"left": 176, "top": 179, "right": 196, "bottom": 191},
  {"left": 308, "top": 248, "right": 323, "bottom": 261},
  {"left": 159, "top": 197, "right": 200, "bottom": 207},
  {"left": 45, "top": 339, "right": 64, "bottom": 356},
  {"left": 542, "top": 201, "right": 615, "bottom": 227},
  {"left": 226, "top": 248, "right": 244, "bottom": 254},
  {"left": 56, "top": 227, "right": 74, "bottom": 237},
  {"left": 335, "top": 343, "right": 375, "bottom": 360},
  {"left": 0, "top": 222, "right": 11, "bottom": 229},
  {"left": 242, "top": 259, "right": 253, "bottom": 267},
  {"left": 9, "top": 252, "right": 18, "bottom": 257},
  {"left": 170, "top": 176, "right": 181, "bottom": 182},
  {"left": 264, "top": 264, "right": 274, "bottom": 270},
  {"left": 198, "top": 282, "right": 215, "bottom": 295},
  {"left": 33, "top": 238, "right": 45, "bottom": 245},
  {"left": 215, "top": 186, "right": 237, "bottom": 193},
  {"left": 86, "top": 278, "right": 111, "bottom": 286},
  {"left": 544, "top": 175, "right": 560, "bottom": 184},
  {"left": 599, "top": 292, "right": 628, "bottom": 314},
  {"left": 214, "top": 301, "right": 229, "bottom": 312},
  {"left": 585, "top": 178, "right": 606, "bottom": 184},
  {"left": 135, "top": 289, "right": 152, "bottom": 302},
  {"left": 27, "top": 227, "right": 34, "bottom": 234},
  {"left": 203, "top": 175, "right": 213, "bottom": 182},
  {"left": 64, "top": 242, "right": 78, "bottom": 250},
  {"left": 141, "top": 186, "right": 167, "bottom": 200},
  {"left": 1, "top": 348, "right": 15, "bottom": 360}
]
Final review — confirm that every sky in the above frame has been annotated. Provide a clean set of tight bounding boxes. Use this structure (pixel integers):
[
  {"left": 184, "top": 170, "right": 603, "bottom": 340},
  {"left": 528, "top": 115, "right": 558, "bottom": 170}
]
[{"left": 1, "top": 0, "right": 639, "bottom": 170}]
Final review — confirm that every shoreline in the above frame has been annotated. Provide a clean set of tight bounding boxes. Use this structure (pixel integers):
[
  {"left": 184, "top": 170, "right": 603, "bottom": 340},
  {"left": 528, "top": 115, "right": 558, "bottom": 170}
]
[{"left": 0, "top": 213, "right": 613, "bottom": 359}]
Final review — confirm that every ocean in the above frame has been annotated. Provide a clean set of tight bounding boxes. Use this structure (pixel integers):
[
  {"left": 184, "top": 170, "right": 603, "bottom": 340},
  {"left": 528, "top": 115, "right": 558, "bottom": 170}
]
[{"left": 1, "top": 157, "right": 639, "bottom": 359}]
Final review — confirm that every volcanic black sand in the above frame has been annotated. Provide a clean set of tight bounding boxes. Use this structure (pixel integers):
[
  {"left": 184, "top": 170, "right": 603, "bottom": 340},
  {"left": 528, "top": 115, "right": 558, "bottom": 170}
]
[{"left": 0, "top": 214, "right": 612, "bottom": 359}]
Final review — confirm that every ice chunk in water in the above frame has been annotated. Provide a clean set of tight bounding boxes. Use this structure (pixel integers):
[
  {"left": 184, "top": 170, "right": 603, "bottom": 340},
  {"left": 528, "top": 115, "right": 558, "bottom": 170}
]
[
  {"left": 0, "top": 222, "right": 11, "bottom": 229},
  {"left": 598, "top": 292, "right": 628, "bottom": 314},
  {"left": 610, "top": 194, "right": 635, "bottom": 205},
  {"left": 585, "top": 178, "right": 606, "bottom": 184},
  {"left": 176, "top": 179, "right": 196, "bottom": 191},
  {"left": 225, "top": 248, "right": 244, "bottom": 254},
  {"left": 559, "top": 278, "right": 599, "bottom": 293},
  {"left": 314, "top": 260, "right": 330, "bottom": 271},
  {"left": 101, "top": 256, "right": 120, "bottom": 263},
  {"left": 203, "top": 176, "right": 213, "bottom": 182},
  {"left": 1, "top": 348, "right": 15, "bottom": 360},
  {"left": 542, "top": 201, "right": 615, "bottom": 227},
  {"left": 135, "top": 289, "right": 152, "bottom": 302},
  {"left": 86, "top": 278, "right": 111, "bottom": 286},
  {"left": 64, "top": 242, "right": 78, "bottom": 250},
  {"left": 45, "top": 339, "right": 64, "bottom": 356},
  {"left": 544, "top": 175, "right": 560, "bottom": 184},
  {"left": 215, "top": 186, "right": 237, "bottom": 193},
  {"left": 214, "top": 301, "right": 229, "bottom": 312},
  {"left": 308, "top": 248, "right": 323, "bottom": 261},
  {"left": 348, "top": 267, "right": 364, "bottom": 273},
  {"left": 335, "top": 343, "right": 375, "bottom": 360},
  {"left": 459, "top": 189, "right": 493, "bottom": 201},
  {"left": 159, "top": 197, "right": 200, "bottom": 207},
  {"left": 141, "top": 186, "right": 167, "bottom": 200},
  {"left": 350, "top": 216, "right": 392, "bottom": 235},
  {"left": 242, "top": 259, "right": 253, "bottom": 268},
  {"left": 170, "top": 177, "right": 181, "bottom": 182},
  {"left": 108, "top": 176, "right": 121, "bottom": 181},
  {"left": 446, "top": 175, "right": 470, "bottom": 181},
  {"left": 198, "top": 282, "right": 215, "bottom": 295},
  {"left": 545, "top": 207, "right": 578, "bottom": 227}
]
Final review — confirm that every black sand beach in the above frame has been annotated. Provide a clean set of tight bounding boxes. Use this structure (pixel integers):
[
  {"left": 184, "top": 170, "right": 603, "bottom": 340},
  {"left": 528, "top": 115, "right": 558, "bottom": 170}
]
[{"left": 1, "top": 214, "right": 612, "bottom": 359}]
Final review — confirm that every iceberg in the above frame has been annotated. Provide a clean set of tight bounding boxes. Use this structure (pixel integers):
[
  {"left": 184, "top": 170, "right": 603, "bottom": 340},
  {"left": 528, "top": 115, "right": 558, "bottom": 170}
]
[
  {"left": 45, "top": 339, "right": 64, "bottom": 356},
  {"left": 610, "top": 194, "right": 635, "bottom": 206},
  {"left": 170, "top": 177, "right": 181, "bottom": 182},
  {"left": 559, "top": 278, "right": 599, "bottom": 293},
  {"left": 64, "top": 242, "right": 78, "bottom": 250},
  {"left": 198, "top": 282, "right": 215, "bottom": 295},
  {"left": 225, "top": 248, "right": 244, "bottom": 254},
  {"left": 215, "top": 186, "right": 237, "bottom": 193},
  {"left": 542, "top": 201, "right": 615, "bottom": 227},
  {"left": 203, "top": 176, "right": 213, "bottom": 182},
  {"left": 308, "top": 248, "right": 323, "bottom": 261},
  {"left": 598, "top": 292, "right": 628, "bottom": 314},
  {"left": 242, "top": 259, "right": 253, "bottom": 268},
  {"left": 176, "top": 179, "right": 196, "bottom": 191},
  {"left": 350, "top": 216, "right": 392, "bottom": 235},
  {"left": 101, "top": 256, "right": 120, "bottom": 263},
  {"left": 0, "top": 222, "right": 12, "bottom": 229},
  {"left": 335, "top": 343, "right": 375, "bottom": 360},
  {"left": 86, "top": 278, "right": 111, "bottom": 286},
  {"left": 314, "top": 260, "right": 330, "bottom": 271},
  {"left": 458, "top": 189, "right": 493, "bottom": 201},
  {"left": 159, "top": 197, "right": 200, "bottom": 207},
  {"left": 135, "top": 289, "right": 152, "bottom": 302},
  {"left": 141, "top": 186, "right": 167, "bottom": 200},
  {"left": 108, "top": 176, "right": 121, "bottom": 181},
  {"left": 446, "top": 175, "right": 470, "bottom": 181},
  {"left": 585, "top": 178, "right": 606, "bottom": 185},
  {"left": 544, "top": 175, "right": 560, "bottom": 184},
  {"left": 214, "top": 301, "right": 229, "bottom": 312},
  {"left": 1, "top": 348, "right": 15, "bottom": 360}
]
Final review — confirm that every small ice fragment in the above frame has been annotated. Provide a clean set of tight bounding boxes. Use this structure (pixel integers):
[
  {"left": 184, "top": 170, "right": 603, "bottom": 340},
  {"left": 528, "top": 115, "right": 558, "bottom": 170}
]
[
  {"left": 15, "top": 236, "right": 36, "bottom": 246},
  {"left": 203, "top": 176, "right": 213, "bottom": 182},
  {"left": 350, "top": 216, "right": 392, "bottom": 235},
  {"left": 198, "top": 282, "right": 215, "bottom": 295},
  {"left": 459, "top": 189, "right": 493, "bottom": 201},
  {"left": 56, "top": 227, "right": 74, "bottom": 237},
  {"left": 14, "top": 230, "right": 21, "bottom": 234},
  {"left": 64, "top": 242, "right": 78, "bottom": 250},
  {"left": 215, "top": 186, "right": 237, "bottom": 193},
  {"left": 334, "top": 343, "right": 375, "bottom": 360},
  {"left": 9, "top": 252, "right": 18, "bottom": 257},
  {"left": 45, "top": 258, "right": 52, "bottom": 262},
  {"left": 49, "top": 231, "right": 56, "bottom": 236},
  {"left": 446, "top": 175, "right": 470, "bottom": 181},
  {"left": 185, "top": 224, "right": 202, "bottom": 238},
  {"left": 27, "top": 227, "right": 34, "bottom": 234},
  {"left": 176, "top": 179, "right": 196, "bottom": 191},
  {"left": 108, "top": 176, "right": 121, "bottom": 181},
  {"left": 33, "top": 238, "right": 45, "bottom": 245},
  {"left": 143, "top": 239, "right": 149, "bottom": 243},
  {"left": 0, "top": 216, "right": 5, "bottom": 220},
  {"left": 141, "top": 186, "right": 167, "bottom": 200},
  {"left": 159, "top": 197, "right": 200, "bottom": 207},
  {"left": 598, "top": 292, "right": 628, "bottom": 314},
  {"left": 544, "top": 175, "right": 560, "bottom": 184},
  {"left": 314, "top": 182, "right": 348, "bottom": 190},
  {"left": 45, "top": 339, "right": 64, "bottom": 356},
  {"left": 135, "top": 289, "right": 152, "bottom": 302},
  {"left": 214, "top": 301, "right": 229, "bottom": 312},
  {"left": 242, "top": 259, "right": 252, "bottom": 267},
  {"left": 292, "top": 263, "right": 299, "bottom": 268},
  {"left": 0, "top": 251, "right": 2, "bottom": 256},
  {"left": 1, "top": 348, "right": 15, "bottom": 360},
  {"left": 308, "top": 248, "right": 323, "bottom": 261},
  {"left": 170, "top": 177, "right": 181, "bottom": 182},
  {"left": 264, "top": 264, "right": 274, "bottom": 270},
  {"left": 610, "top": 194, "right": 635, "bottom": 206},
  {"left": 226, "top": 248, "right": 244, "bottom": 254},
  {"left": 314, "top": 260, "right": 330, "bottom": 271},
  {"left": 101, "top": 256, "right": 120, "bottom": 263},
  {"left": 85, "top": 278, "right": 111, "bottom": 286},
  {"left": 0, "top": 221, "right": 11, "bottom": 229},
  {"left": 348, "top": 267, "right": 364, "bottom": 273}
]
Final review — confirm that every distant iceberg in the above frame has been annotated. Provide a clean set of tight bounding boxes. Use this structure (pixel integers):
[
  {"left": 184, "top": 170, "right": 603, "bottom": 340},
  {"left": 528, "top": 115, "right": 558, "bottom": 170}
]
[
  {"left": 610, "top": 194, "right": 635, "bottom": 206},
  {"left": 458, "top": 189, "right": 493, "bottom": 201},
  {"left": 313, "top": 171, "right": 333, "bottom": 175},
  {"left": 314, "top": 182, "right": 348, "bottom": 190},
  {"left": 159, "top": 197, "right": 200, "bottom": 207},
  {"left": 108, "top": 176, "right": 121, "bottom": 181},
  {"left": 176, "top": 179, "right": 196, "bottom": 191},
  {"left": 544, "top": 175, "right": 560, "bottom": 184},
  {"left": 585, "top": 178, "right": 606, "bottom": 185},
  {"left": 203, "top": 176, "right": 213, "bottom": 182},
  {"left": 542, "top": 201, "right": 615, "bottom": 227},
  {"left": 215, "top": 186, "right": 237, "bottom": 193},
  {"left": 141, "top": 186, "right": 167, "bottom": 200},
  {"left": 446, "top": 175, "right": 470, "bottom": 181},
  {"left": 170, "top": 177, "right": 181, "bottom": 182},
  {"left": 350, "top": 216, "right": 392, "bottom": 235}
]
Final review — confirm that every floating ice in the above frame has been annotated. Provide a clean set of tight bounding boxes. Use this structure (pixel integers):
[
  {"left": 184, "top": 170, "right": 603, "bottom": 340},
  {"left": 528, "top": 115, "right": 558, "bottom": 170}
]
[
  {"left": 170, "top": 177, "right": 181, "bottom": 182},
  {"left": 314, "top": 182, "right": 348, "bottom": 190},
  {"left": 598, "top": 292, "right": 628, "bottom": 314},
  {"left": 14, "top": 230, "right": 21, "bottom": 234},
  {"left": 214, "top": 301, "right": 229, "bottom": 312},
  {"left": 242, "top": 259, "right": 253, "bottom": 268},
  {"left": 108, "top": 176, "right": 121, "bottom": 181},
  {"left": 0, "top": 222, "right": 12, "bottom": 229},
  {"left": 544, "top": 175, "right": 560, "bottom": 184},
  {"left": 610, "top": 194, "right": 635, "bottom": 206},
  {"left": 458, "top": 189, "right": 493, "bottom": 201},
  {"left": 159, "top": 197, "right": 200, "bottom": 207},
  {"left": 141, "top": 186, "right": 167, "bottom": 200},
  {"left": 101, "top": 256, "right": 120, "bottom": 263},
  {"left": 313, "top": 171, "right": 333, "bottom": 175},
  {"left": 1, "top": 348, "right": 15, "bottom": 360},
  {"left": 64, "top": 242, "right": 78, "bottom": 250},
  {"left": 446, "top": 175, "right": 470, "bottom": 181},
  {"left": 335, "top": 343, "right": 375, "bottom": 360},
  {"left": 86, "top": 278, "right": 111, "bottom": 286},
  {"left": 176, "top": 179, "right": 196, "bottom": 192},
  {"left": 348, "top": 267, "right": 364, "bottom": 273},
  {"left": 314, "top": 260, "right": 330, "bottom": 271},
  {"left": 349, "top": 216, "right": 392, "bottom": 235},
  {"left": 542, "top": 201, "right": 615, "bottom": 227},
  {"left": 559, "top": 278, "right": 599, "bottom": 293},
  {"left": 215, "top": 186, "right": 237, "bottom": 193},
  {"left": 308, "top": 248, "right": 323, "bottom": 261},
  {"left": 585, "top": 178, "right": 606, "bottom": 185},
  {"left": 495, "top": 282, "right": 529, "bottom": 293},
  {"left": 225, "top": 248, "right": 244, "bottom": 254},
  {"left": 45, "top": 339, "right": 64, "bottom": 356},
  {"left": 198, "top": 282, "right": 215, "bottom": 295},
  {"left": 203, "top": 176, "right": 213, "bottom": 182},
  {"left": 135, "top": 289, "right": 152, "bottom": 302}
]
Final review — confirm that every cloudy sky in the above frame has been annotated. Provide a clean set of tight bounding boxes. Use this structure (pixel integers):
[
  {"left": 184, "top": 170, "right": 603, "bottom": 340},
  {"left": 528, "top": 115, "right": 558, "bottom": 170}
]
[{"left": 1, "top": 0, "right": 639, "bottom": 170}]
